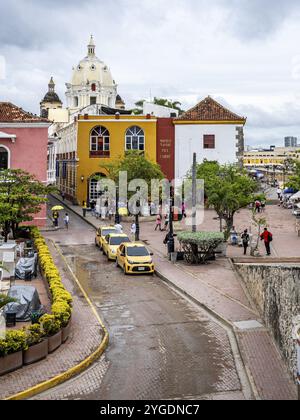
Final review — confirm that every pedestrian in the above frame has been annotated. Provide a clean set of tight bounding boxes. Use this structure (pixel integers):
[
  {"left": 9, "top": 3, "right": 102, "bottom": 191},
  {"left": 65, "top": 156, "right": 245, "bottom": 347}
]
[
  {"left": 261, "top": 200, "right": 266, "bottom": 213},
  {"left": 277, "top": 188, "right": 282, "bottom": 200},
  {"left": 255, "top": 200, "right": 261, "bottom": 213},
  {"left": 241, "top": 229, "right": 250, "bottom": 255},
  {"left": 164, "top": 214, "right": 169, "bottom": 231},
  {"left": 230, "top": 226, "right": 238, "bottom": 246},
  {"left": 61, "top": 191, "right": 66, "bottom": 202},
  {"left": 90, "top": 200, "right": 96, "bottom": 217},
  {"left": 64, "top": 213, "right": 70, "bottom": 230},
  {"left": 114, "top": 223, "right": 123, "bottom": 234},
  {"left": 53, "top": 211, "right": 59, "bottom": 228},
  {"left": 181, "top": 202, "right": 187, "bottom": 219},
  {"left": 130, "top": 221, "right": 137, "bottom": 240},
  {"left": 82, "top": 201, "right": 87, "bottom": 218},
  {"left": 260, "top": 228, "right": 273, "bottom": 256},
  {"left": 155, "top": 214, "right": 162, "bottom": 231}
]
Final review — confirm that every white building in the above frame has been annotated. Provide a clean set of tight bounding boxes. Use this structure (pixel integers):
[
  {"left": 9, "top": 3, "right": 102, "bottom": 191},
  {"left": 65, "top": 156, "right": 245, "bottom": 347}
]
[
  {"left": 174, "top": 96, "right": 246, "bottom": 179},
  {"left": 65, "top": 36, "right": 118, "bottom": 111}
]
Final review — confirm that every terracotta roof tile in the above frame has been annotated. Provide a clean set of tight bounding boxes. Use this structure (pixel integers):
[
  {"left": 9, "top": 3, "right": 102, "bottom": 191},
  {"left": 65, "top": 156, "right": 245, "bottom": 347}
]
[
  {"left": 0, "top": 102, "right": 50, "bottom": 123},
  {"left": 176, "top": 96, "right": 246, "bottom": 122}
]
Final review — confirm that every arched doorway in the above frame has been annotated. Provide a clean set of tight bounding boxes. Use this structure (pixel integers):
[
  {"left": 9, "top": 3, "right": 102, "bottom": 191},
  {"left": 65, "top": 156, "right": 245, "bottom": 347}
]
[
  {"left": 0, "top": 146, "right": 9, "bottom": 170},
  {"left": 88, "top": 173, "right": 107, "bottom": 203}
]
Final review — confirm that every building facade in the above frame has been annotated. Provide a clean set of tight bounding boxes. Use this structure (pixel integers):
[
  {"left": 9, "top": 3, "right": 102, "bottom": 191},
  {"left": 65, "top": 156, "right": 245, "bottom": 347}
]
[
  {"left": 174, "top": 97, "right": 246, "bottom": 179},
  {"left": 56, "top": 115, "right": 157, "bottom": 205},
  {"left": 0, "top": 102, "right": 50, "bottom": 226},
  {"left": 285, "top": 136, "right": 298, "bottom": 148}
]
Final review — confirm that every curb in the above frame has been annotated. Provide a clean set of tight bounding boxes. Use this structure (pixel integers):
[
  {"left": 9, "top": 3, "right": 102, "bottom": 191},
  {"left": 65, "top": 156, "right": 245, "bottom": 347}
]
[{"left": 4, "top": 240, "right": 109, "bottom": 401}]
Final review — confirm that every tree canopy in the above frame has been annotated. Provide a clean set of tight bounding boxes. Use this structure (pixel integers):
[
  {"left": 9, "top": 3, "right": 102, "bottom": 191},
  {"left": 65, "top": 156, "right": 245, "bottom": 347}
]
[
  {"left": 103, "top": 151, "right": 164, "bottom": 186},
  {"left": 132, "top": 97, "right": 185, "bottom": 115},
  {"left": 0, "top": 169, "right": 51, "bottom": 242},
  {"left": 195, "top": 161, "right": 258, "bottom": 239},
  {"left": 287, "top": 160, "right": 300, "bottom": 191}
]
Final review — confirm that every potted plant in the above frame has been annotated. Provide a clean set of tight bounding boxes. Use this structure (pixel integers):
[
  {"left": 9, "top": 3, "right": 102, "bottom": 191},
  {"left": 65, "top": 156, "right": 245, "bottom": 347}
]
[
  {"left": 0, "top": 330, "right": 27, "bottom": 376},
  {"left": 52, "top": 301, "right": 72, "bottom": 343},
  {"left": 23, "top": 325, "right": 48, "bottom": 365},
  {"left": 40, "top": 314, "right": 62, "bottom": 353}
]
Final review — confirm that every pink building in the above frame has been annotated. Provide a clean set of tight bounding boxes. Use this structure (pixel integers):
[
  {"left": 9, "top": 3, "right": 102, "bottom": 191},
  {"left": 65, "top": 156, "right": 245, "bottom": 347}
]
[{"left": 0, "top": 102, "right": 50, "bottom": 227}]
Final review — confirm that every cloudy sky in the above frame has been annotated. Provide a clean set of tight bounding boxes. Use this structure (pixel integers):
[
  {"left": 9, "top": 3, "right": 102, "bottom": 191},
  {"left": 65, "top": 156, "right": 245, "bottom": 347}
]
[{"left": 0, "top": 0, "right": 300, "bottom": 147}]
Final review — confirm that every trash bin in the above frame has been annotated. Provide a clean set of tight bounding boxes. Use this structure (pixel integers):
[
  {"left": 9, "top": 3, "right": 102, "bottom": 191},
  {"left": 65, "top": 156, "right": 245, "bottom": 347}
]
[{"left": 6, "top": 312, "right": 17, "bottom": 327}]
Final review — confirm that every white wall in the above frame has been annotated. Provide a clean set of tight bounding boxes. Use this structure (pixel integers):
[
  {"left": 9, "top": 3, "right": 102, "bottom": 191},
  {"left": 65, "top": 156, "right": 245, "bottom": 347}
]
[
  {"left": 143, "top": 102, "right": 179, "bottom": 118},
  {"left": 175, "top": 124, "right": 242, "bottom": 178}
]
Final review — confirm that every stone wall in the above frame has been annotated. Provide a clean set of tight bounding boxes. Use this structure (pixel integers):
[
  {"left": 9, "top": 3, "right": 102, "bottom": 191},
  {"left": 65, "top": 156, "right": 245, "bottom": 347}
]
[{"left": 235, "top": 263, "right": 300, "bottom": 380}]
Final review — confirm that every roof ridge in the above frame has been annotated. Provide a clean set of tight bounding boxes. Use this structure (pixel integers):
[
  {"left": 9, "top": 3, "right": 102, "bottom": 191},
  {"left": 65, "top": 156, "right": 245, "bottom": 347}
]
[{"left": 176, "top": 96, "right": 246, "bottom": 122}]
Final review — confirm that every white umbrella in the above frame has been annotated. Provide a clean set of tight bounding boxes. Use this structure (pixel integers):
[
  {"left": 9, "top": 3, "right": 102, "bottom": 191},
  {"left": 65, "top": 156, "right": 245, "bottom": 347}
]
[{"left": 290, "top": 192, "right": 300, "bottom": 202}]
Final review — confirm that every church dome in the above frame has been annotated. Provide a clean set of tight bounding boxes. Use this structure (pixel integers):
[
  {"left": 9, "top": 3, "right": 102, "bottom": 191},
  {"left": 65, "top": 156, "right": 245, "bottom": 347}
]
[
  {"left": 71, "top": 36, "right": 115, "bottom": 87},
  {"left": 41, "top": 77, "right": 62, "bottom": 104}
]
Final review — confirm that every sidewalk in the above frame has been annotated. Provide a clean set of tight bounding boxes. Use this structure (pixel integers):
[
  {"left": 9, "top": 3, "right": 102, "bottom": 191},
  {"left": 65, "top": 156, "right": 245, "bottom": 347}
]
[
  {"left": 52, "top": 195, "right": 298, "bottom": 400},
  {"left": 0, "top": 239, "right": 106, "bottom": 400}
]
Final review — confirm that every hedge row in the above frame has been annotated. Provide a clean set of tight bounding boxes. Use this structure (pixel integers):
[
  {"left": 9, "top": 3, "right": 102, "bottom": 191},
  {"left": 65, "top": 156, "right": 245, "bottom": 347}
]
[{"left": 0, "top": 228, "right": 73, "bottom": 357}]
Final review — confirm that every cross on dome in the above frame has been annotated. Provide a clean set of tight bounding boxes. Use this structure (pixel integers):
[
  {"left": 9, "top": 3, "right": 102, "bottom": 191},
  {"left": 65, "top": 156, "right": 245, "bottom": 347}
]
[{"left": 88, "top": 35, "right": 96, "bottom": 56}]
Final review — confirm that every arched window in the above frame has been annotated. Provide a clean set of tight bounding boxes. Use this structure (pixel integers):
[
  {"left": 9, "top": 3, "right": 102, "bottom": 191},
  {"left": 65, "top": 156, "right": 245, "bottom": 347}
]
[
  {"left": 125, "top": 126, "right": 145, "bottom": 151},
  {"left": 90, "top": 126, "right": 110, "bottom": 158},
  {"left": 0, "top": 146, "right": 9, "bottom": 170}
]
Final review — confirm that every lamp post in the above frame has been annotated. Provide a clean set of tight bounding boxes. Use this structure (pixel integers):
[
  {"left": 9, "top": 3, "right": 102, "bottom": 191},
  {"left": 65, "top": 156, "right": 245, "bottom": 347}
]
[
  {"left": 135, "top": 187, "right": 141, "bottom": 242},
  {"left": 168, "top": 186, "right": 175, "bottom": 256},
  {"left": 115, "top": 185, "right": 120, "bottom": 224}
]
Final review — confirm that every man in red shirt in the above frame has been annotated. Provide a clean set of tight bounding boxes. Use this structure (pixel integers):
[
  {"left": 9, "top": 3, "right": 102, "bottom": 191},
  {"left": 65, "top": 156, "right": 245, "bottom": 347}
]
[{"left": 261, "top": 228, "right": 273, "bottom": 256}]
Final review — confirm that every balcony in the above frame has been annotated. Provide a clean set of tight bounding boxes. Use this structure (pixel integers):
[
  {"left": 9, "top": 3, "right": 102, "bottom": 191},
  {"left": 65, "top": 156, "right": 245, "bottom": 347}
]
[{"left": 89, "top": 150, "right": 110, "bottom": 158}]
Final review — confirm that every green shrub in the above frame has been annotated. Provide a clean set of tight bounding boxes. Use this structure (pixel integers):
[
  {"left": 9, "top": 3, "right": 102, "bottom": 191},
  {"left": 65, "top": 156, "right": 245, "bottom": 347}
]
[
  {"left": 26, "top": 325, "right": 44, "bottom": 347},
  {"left": 0, "top": 330, "right": 28, "bottom": 357},
  {"left": 40, "top": 314, "right": 61, "bottom": 337}
]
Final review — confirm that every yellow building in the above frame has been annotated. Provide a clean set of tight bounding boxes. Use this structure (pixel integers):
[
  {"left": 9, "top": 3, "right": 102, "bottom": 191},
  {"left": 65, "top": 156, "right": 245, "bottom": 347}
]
[{"left": 56, "top": 114, "right": 157, "bottom": 205}]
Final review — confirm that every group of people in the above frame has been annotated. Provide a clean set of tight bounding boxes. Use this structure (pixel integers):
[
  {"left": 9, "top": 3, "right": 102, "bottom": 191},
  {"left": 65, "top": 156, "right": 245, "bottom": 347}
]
[
  {"left": 241, "top": 228, "right": 273, "bottom": 256},
  {"left": 155, "top": 203, "right": 187, "bottom": 232},
  {"left": 52, "top": 211, "right": 70, "bottom": 230},
  {"left": 254, "top": 199, "right": 266, "bottom": 213}
]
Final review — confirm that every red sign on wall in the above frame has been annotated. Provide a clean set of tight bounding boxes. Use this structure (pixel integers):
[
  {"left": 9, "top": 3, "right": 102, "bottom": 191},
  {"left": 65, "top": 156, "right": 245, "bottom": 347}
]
[{"left": 156, "top": 118, "right": 175, "bottom": 181}]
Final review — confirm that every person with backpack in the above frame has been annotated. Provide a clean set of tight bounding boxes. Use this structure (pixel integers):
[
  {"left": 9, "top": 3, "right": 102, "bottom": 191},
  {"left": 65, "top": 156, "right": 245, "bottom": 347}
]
[
  {"left": 241, "top": 229, "right": 250, "bottom": 255},
  {"left": 260, "top": 228, "right": 273, "bottom": 256}
]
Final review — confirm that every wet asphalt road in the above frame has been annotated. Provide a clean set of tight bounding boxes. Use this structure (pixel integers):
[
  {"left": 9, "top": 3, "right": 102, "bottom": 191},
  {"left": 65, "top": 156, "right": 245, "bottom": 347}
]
[{"left": 42, "top": 198, "right": 245, "bottom": 400}]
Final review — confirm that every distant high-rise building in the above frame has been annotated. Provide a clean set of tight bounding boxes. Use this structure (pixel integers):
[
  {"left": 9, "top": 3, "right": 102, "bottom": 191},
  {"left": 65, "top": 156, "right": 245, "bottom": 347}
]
[{"left": 285, "top": 136, "right": 298, "bottom": 148}]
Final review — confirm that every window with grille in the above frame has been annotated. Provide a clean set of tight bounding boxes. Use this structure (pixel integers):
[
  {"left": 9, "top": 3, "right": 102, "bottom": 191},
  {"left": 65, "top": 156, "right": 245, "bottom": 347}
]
[
  {"left": 125, "top": 126, "right": 145, "bottom": 151},
  {"left": 90, "top": 126, "right": 110, "bottom": 157},
  {"left": 203, "top": 135, "right": 215, "bottom": 149}
]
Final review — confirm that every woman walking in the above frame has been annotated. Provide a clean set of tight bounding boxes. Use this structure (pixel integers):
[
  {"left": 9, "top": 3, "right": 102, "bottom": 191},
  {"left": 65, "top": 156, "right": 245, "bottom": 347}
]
[{"left": 155, "top": 214, "right": 162, "bottom": 231}]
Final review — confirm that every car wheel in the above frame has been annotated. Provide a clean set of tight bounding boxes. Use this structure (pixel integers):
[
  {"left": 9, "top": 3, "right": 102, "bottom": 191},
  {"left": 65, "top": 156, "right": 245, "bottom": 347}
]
[{"left": 115, "top": 259, "right": 119, "bottom": 268}]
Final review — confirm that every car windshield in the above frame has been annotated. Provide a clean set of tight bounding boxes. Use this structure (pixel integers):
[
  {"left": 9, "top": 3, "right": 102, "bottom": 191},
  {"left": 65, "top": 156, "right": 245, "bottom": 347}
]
[
  {"left": 127, "top": 247, "right": 149, "bottom": 257},
  {"left": 110, "top": 237, "right": 130, "bottom": 246},
  {"left": 102, "top": 229, "right": 116, "bottom": 236}
]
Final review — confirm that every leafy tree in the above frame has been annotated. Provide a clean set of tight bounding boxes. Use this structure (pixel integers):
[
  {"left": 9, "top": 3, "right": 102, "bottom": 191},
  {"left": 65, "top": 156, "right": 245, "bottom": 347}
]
[
  {"left": 195, "top": 161, "right": 258, "bottom": 239},
  {"left": 103, "top": 151, "right": 164, "bottom": 187},
  {"left": 287, "top": 160, "right": 300, "bottom": 191},
  {"left": 132, "top": 97, "right": 185, "bottom": 115},
  {"left": 0, "top": 169, "right": 51, "bottom": 242},
  {"left": 178, "top": 231, "right": 224, "bottom": 264}
]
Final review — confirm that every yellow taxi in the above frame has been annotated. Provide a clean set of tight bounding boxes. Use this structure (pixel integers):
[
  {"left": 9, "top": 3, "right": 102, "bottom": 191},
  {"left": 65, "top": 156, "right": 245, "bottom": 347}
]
[
  {"left": 116, "top": 243, "right": 155, "bottom": 275},
  {"left": 95, "top": 226, "right": 117, "bottom": 250},
  {"left": 102, "top": 233, "right": 131, "bottom": 261}
]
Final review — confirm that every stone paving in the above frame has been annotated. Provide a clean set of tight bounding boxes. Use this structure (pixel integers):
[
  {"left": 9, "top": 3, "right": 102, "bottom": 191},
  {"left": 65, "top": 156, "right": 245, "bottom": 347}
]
[
  {"left": 0, "top": 240, "right": 104, "bottom": 400},
  {"left": 52, "top": 195, "right": 298, "bottom": 400}
]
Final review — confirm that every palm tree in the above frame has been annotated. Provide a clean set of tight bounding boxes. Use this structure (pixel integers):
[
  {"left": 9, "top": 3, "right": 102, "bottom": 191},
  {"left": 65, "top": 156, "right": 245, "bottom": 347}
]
[{"left": 0, "top": 294, "right": 16, "bottom": 310}]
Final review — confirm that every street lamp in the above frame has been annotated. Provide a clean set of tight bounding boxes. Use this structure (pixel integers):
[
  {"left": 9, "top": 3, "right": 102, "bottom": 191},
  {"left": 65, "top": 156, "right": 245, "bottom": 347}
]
[
  {"left": 115, "top": 185, "right": 120, "bottom": 224},
  {"left": 135, "top": 187, "right": 141, "bottom": 242},
  {"left": 168, "top": 186, "right": 175, "bottom": 256}
]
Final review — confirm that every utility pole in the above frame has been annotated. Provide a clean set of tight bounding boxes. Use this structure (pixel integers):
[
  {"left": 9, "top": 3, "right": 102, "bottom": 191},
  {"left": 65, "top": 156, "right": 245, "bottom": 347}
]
[
  {"left": 168, "top": 185, "right": 175, "bottom": 256},
  {"left": 115, "top": 185, "right": 120, "bottom": 224},
  {"left": 192, "top": 153, "right": 197, "bottom": 233}
]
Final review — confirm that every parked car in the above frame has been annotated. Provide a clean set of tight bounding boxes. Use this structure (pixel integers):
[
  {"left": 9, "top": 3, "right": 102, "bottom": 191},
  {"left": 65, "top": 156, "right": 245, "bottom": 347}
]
[
  {"left": 95, "top": 226, "right": 117, "bottom": 250},
  {"left": 116, "top": 243, "right": 154, "bottom": 275},
  {"left": 102, "top": 234, "right": 131, "bottom": 261}
]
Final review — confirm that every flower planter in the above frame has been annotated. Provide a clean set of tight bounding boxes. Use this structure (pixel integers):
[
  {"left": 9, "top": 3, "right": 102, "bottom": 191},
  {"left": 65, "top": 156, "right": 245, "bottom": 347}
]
[
  {"left": 48, "top": 330, "right": 62, "bottom": 354},
  {"left": 0, "top": 351, "right": 23, "bottom": 376},
  {"left": 23, "top": 339, "right": 48, "bottom": 365},
  {"left": 62, "top": 320, "right": 71, "bottom": 343}
]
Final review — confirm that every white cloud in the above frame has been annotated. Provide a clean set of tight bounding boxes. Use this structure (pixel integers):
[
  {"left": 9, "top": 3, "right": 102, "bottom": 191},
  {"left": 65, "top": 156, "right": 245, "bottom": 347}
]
[{"left": 0, "top": 0, "right": 300, "bottom": 146}]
